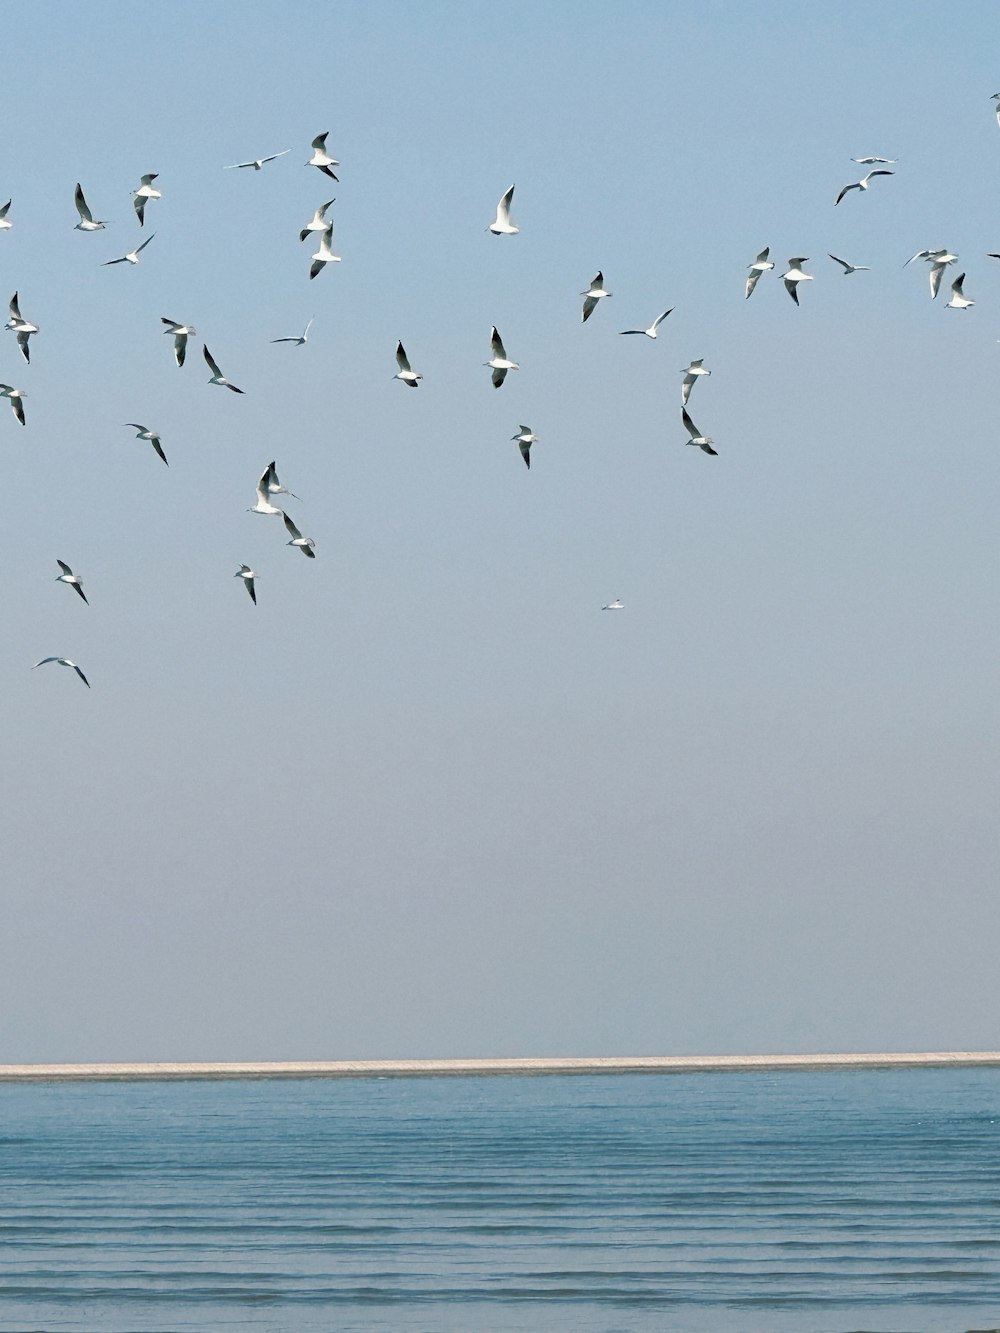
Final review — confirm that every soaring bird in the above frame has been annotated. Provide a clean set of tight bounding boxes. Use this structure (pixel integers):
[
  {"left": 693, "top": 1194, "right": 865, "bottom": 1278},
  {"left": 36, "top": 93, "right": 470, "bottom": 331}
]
[
  {"left": 132, "top": 174, "right": 161, "bottom": 225},
  {"left": 125, "top": 423, "right": 168, "bottom": 466},
  {"left": 945, "top": 273, "right": 974, "bottom": 310},
  {"left": 394, "top": 341, "right": 422, "bottom": 387},
  {"left": 161, "top": 317, "right": 196, "bottom": 366},
  {"left": 620, "top": 308, "right": 673, "bottom": 338},
  {"left": 835, "top": 169, "right": 894, "bottom": 206},
  {"left": 55, "top": 561, "right": 88, "bottom": 604},
  {"left": 306, "top": 133, "right": 339, "bottom": 180},
  {"left": 602, "top": 599, "right": 625, "bottom": 611},
  {"left": 103, "top": 233, "right": 156, "bottom": 266},
  {"left": 581, "top": 271, "right": 611, "bottom": 322},
  {"left": 283, "top": 511, "right": 316, "bottom": 557},
  {"left": 852, "top": 155, "right": 896, "bottom": 164},
  {"left": 74, "top": 182, "right": 107, "bottom": 230},
  {"left": 745, "top": 247, "right": 774, "bottom": 299},
  {"left": 827, "top": 254, "right": 870, "bottom": 275},
  {"left": 224, "top": 149, "right": 291, "bottom": 170},
  {"left": 6, "top": 292, "right": 38, "bottom": 362},
  {"left": 487, "top": 185, "right": 518, "bottom": 235},
  {"left": 992, "top": 94, "right": 1000, "bottom": 128},
  {"left": 682, "top": 407, "right": 717, "bottom": 455},
  {"left": 203, "top": 344, "right": 244, "bottom": 393},
  {"left": 32, "top": 657, "right": 90, "bottom": 687},
  {"left": 299, "top": 199, "right": 335, "bottom": 242},
  {"left": 249, "top": 466, "right": 285, "bottom": 516},
  {"left": 680, "top": 359, "right": 710, "bottom": 406},
  {"left": 512, "top": 425, "right": 538, "bottom": 468},
  {"left": 271, "top": 317, "right": 314, "bottom": 348},
  {"left": 309, "top": 224, "right": 340, "bottom": 279},
  {"left": 781, "top": 257, "right": 814, "bottom": 306},
  {"left": 235, "top": 565, "right": 257, "bottom": 604},
  {"left": 0, "top": 384, "right": 25, "bottom": 425},
  {"left": 485, "top": 327, "right": 518, "bottom": 387}
]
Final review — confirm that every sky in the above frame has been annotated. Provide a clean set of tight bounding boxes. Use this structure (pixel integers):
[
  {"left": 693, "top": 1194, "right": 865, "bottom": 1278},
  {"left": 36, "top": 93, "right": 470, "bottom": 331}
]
[{"left": 2, "top": 0, "right": 999, "bottom": 1061}]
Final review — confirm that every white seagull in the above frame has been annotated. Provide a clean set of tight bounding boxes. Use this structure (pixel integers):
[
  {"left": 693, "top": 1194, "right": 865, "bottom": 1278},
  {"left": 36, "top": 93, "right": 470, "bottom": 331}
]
[
  {"left": 903, "top": 248, "right": 955, "bottom": 268},
  {"left": 487, "top": 185, "right": 518, "bottom": 235},
  {"left": 682, "top": 406, "right": 717, "bottom": 455},
  {"left": 745, "top": 247, "right": 774, "bottom": 299},
  {"left": 125, "top": 422, "right": 168, "bottom": 466},
  {"left": 0, "top": 199, "right": 12, "bottom": 231},
  {"left": 299, "top": 199, "right": 335, "bottom": 242},
  {"left": 265, "top": 460, "right": 299, "bottom": 501},
  {"left": 283, "top": 511, "right": 316, "bottom": 558},
  {"left": 928, "top": 254, "right": 959, "bottom": 299},
  {"left": 835, "top": 168, "right": 894, "bottom": 206},
  {"left": 485, "top": 326, "right": 518, "bottom": 387},
  {"left": 602, "top": 599, "right": 624, "bottom": 610},
  {"left": 249, "top": 466, "right": 284, "bottom": 516},
  {"left": 306, "top": 133, "right": 339, "bottom": 180},
  {"left": 0, "top": 384, "right": 25, "bottom": 425},
  {"left": 309, "top": 224, "right": 340, "bottom": 279},
  {"left": 394, "top": 341, "right": 422, "bottom": 387},
  {"left": 680, "top": 359, "right": 710, "bottom": 406},
  {"left": 161, "top": 317, "right": 196, "bottom": 366},
  {"left": 74, "top": 182, "right": 107, "bottom": 230},
  {"left": 852, "top": 156, "right": 896, "bottom": 164},
  {"left": 581, "top": 271, "right": 612, "bottom": 322},
  {"left": 782, "top": 257, "right": 814, "bottom": 306},
  {"left": 32, "top": 657, "right": 90, "bottom": 687},
  {"left": 992, "top": 94, "right": 1000, "bottom": 128},
  {"left": 512, "top": 425, "right": 538, "bottom": 468},
  {"left": 235, "top": 565, "right": 257, "bottom": 604},
  {"left": 203, "top": 344, "right": 244, "bottom": 393},
  {"left": 827, "top": 253, "right": 870, "bottom": 274},
  {"left": 6, "top": 291, "right": 38, "bottom": 362},
  {"left": 103, "top": 233, "right": 156, "bottom": 266},
  {"left": 55, "top": 560, "right": 88, "bottom": 604},
  {"left": 945, "top": 272, "right": 974, "bottom": 310},
  {"left": 224, "top": 149, "right": 291, "bottom": 170},
  {"left": 132, "top": 174, "right": 161, "bottom": 225},
  {"left": 271, "top": 317, "right": 314, "bottom": 347},
  {"left": 620, "top": 308, "right": 673, "bottom": 338}
]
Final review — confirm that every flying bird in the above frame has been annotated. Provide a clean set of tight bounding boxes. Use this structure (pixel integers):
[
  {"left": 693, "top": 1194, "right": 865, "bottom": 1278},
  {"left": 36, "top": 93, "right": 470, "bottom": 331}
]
[
  {"left": 125, "top": 422, "right": 168, "bottom": 465},
  {"left": 224, "top": 149, "right": 291, "bottom": 170},
  {"left": 781, "top": 257, "right": 814, "bottom": 306},
  {"left": 620, "top": 308, "right": 673, "bottom": 338},
  {"left": 852, "top": 156, "right": 896, "bottom": 164},
  {"left": 945, "top": 272, "right": 974, "bottom": 310},
  {"left": 306, "top": 133, "right": 339, "bottom": 180},
  {"left": 6, "top": 292, "right": 38, "bottom": 362},
  {"left": 835, "top": 169, "right": 894, "bottom": 206},
  {"left": 264, "top": 460, "right": 299, "bottom": 501},
  {"left": 992, "top": 94, "right": 1000, "bottom": 128},
  {"left": 299, "top": 199, "right": 335, "bottom": 242},
  {"left": 512, "top": 425, "right": 538, "bottom": 468},
  {"left": 0, "top": 384, "right": 25, "bottom": 425},
  {"left": 487, "top": 185, "right": 518, "bottom": 235},
  {"left": 132, "top": 173, "right": 160, "bottom": 225},
  {"left": 203, "top": 344, "right": 244, "bottom": 393},
  {"left": 55, "top": 560, "right": 88, "bottom": 604},
  {"left": 249, "top": 466, "right": 284, "bottom": 516},
  {"left": 32, "top": 657, "right": 90, "bottom": 688},
  {"left": 581, "top": 271, "right": 611, "bottom": 322},
  {"left": 602, "top": 599, "right": 624, "bottom": 611},
  {"left": 682, "top": 406, "right": 717, "bottom": 455},
  {"left": 827, "top": 254, "right": 870, "bottom": 274},
  {"left": 283, "top": 511, "right": 316, "bottom": 557},
  {"left": 271, "top": 317, "right": 314, "bottom": 347},
  {"left": 680, "top": 359, "right": 710, "bottom": 406},
  {"left": 485, "top": 327, "right": 518, "bottom": 387},
  {"left": 745, "top": 247, "right": 774, "bottom": 299},
  {"left": 394, "top": 341, "right": 422, "bottom": 387},
  {"left": 102, "top": 233, "right": 156, "bottom": 266},
  {"left": 74, "top": 182, "right": 107, "bottom": 230},
  {"left": 161, "top": 317, "right": 196, "bottom": 366},
  {"left": 235, "top": 565, "right": 257, "bottom": 604},
  {"left": 0, "top": 199, "right": 12, "bottom": 231},
  {"left": 309, "top": 224, "right": 340, "bottom": 279}
]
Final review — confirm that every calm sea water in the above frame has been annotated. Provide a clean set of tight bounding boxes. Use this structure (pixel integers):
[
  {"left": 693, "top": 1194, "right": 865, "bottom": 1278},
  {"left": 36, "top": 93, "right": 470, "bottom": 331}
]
[{"left": 1, "top": 1068, "right": 999, "bottom": 1331}]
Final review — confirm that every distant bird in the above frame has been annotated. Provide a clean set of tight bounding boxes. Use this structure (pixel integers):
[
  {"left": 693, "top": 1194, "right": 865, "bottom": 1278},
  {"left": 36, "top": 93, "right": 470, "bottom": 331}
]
[
  {"left": 299, "top": 199, "right": 335, "bottom": 242},
  {"left": 681, "top": 406, "right": 717, "bottom": 455},
  {"left": 132, "top": 174, "right": 160, "bottom": 225},
  {"left": 203, "top": 344, "right": 244, "bottom": 393},
  {"left": 512, "top": 425, "right": 538, "bottom": 468},
  {"left": 988, "top": 252, "right": 1000, "bottom": 260},
  {"left": 827, "top": 253, "right": 870, "bottom": 274},
  {"left": 581, "top": 271, "right": 611, "bottom": 322},
  {"left": 781, "top": 257, "right": 814, "bottom": 306},
  {"left": 485, "top": 326, "right": 518, "bottom": 387},
  {"left": 264, "top": 460, "right": 299, "bottom": 501},
  {"left": 680, "top": 359, "right": 710, "bottom": 406},
  {"left": 309, "top": 224, "right": 340, "bottom": 279},
  {"left": 271, "top": 317, "right": 314, "bottom": 347},
  {"left": 745, "top": 247, "right": 774, "bottom": 299},
  {"left": 903, "top": 248, "right": 955, "bottom": 269},
  {"left": 74, "top": 182, "right": 107, "bottom": 230},
  {"left": 852, "top": 156, "right": 896, "bottom": 164},
  {"left": 32, "top": 657, "right": 90, "bottom": 688},
  {"left": 161, "top": 317, "right": 196, "bottom": 367},
  {"left": 945, "top": 272, "right": 974, "bottom": 310},
  {"left": 55, "top": 560, "right": 88, "bottom": 604},
  {"left": 306, "top": 133, "right": 339, "bottom": 180},
  {"left": 283, "top": 511, "right": 316, "bottom": 557},
  {"left": 620, "top": 308, "right": 673, "bottom": 338},
  {"left": 0, "top": 384, "right": 25, "bottom": 425},
  {"left": 224, "top": 149, "right": 291, "bottom": 170},
  {"left": 102, "top": 233, "right": 156, "bottom": 266},
  {"left": 125, "top": 422, "right": 168, "bottom": 465},
  {"left": 602, "top": 599, "right": 624, "bottom": 610},
  {"left": 394, "top": 341, "right": 422, "bottom": 387},
  {"left": 249, "top": 466, "right": 284, "bottom": 516},
  {"left": 234, "top": 565, "right": 257, "bottom": 604},
  {"left": 6, "top": 292, "right": 38, "bottom": 362},
  {"left": 835, "top": 169, "right": 894, "bottom": 206},
  {"left": 992, "top": 94, "right": 1000, "bottom": 128},
  {"left": 0, "top": 199, "right": 12, "bottom": 231},
  {"left": 487, "top": 185, "right": 518, "bottom": 235}
]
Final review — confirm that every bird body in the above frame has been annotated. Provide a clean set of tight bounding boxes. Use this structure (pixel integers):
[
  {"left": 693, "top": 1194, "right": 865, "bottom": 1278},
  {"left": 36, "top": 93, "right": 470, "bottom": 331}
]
[
  {"left": 306, "top": 133, "right": 339, "bottom": 180},
  {"left": 485, "top": 327, "right": 518, "bottom": 387},
  {"left": 55, "top": 560, "right": 88, "bottom": 604},
  {"left": 203, "top": 344, "right": 244, "bottom": 393},
  {"left": 581, "top": 271, "right": 611, "bottom": 322},
  {"left": 394, "top": 341, "right": 422, "bottom": 386},
  {"left": 488, "top": 185, "right": 518, "bottom": 235},
  {"left": 945, "top": 273, "right": 974, "bottom": 310}
]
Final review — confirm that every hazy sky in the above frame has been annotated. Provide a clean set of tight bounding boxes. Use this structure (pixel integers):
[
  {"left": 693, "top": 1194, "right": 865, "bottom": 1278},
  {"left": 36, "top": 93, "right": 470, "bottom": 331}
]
[{"left": 2, "top": 1, "right": 999, "bottom": 1061}]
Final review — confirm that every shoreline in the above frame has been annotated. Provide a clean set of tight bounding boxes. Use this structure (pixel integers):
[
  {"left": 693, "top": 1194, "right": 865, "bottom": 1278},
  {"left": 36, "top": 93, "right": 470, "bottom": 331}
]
[{"left": 0, "top": 1051, "right": 999, "bottom": 1082}]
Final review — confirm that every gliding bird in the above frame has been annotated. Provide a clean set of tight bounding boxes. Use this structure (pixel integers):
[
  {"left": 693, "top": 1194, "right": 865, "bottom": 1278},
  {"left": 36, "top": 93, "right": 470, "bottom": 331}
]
[
  {"left": 224, "top": 149, "right": 291, "bottom": 170},
  {"left": 512, "top": 426, "right": 538, "bottom": 468},
  {"left": 103, "top": 233, "right": 156, "bottom": 266},
  {"left": 306, "top": 133, "right": 339, "bottom": 180},
  {"left": 0, "top": 385, "right": 25, "bottom": 425},
  {"left": 55, "top": 561, "right": 88, "bottom": 604},
  {"left": 5, "top": 293, "right": 38, "bottom": 363},
  {"left": 74, "top": 183, "right": 107, "bottom": 230},
  {"left": 161, "top": 318, "right": 196, "bottom": 366},
  {"left": 125, "top": 423, "right": 168, "bottom": 465},
  {"left": 581, "top": 271, "right": 611, "bottom": 322},
  {"left": 745, "top": 247, "right": 774, "bottom": 299},
  {"left": 394, "top": 341, "right": 422, "bottom": 387},
  {"left": 132, "top": 174, "right": 160, "bottom": 225},
  {"left": 299, "top": 199, "right": 335, "bottom": 241},
  {"left": 235, "top": 565, "right": 257, "bottom": 604},
  {"left": 620, "top": 308, "right": 673, "bottom": 337},
  {"left": 602, "top": 600, "right": 624, "bottom": 611},
  {"left": 271, "top": 317, "right": 314, "bottom": 347},
  {"left": 203, "top": 344, "right": 244, "bottom": 393},
  {"left": 835, "top": 168, "right": 894, "bottom": 206},
  {"left": 283, "top": 511, "right": 316, "bottom": 557},
  {"left": 680, "top": 360, "right": 710, "bottom": 406},
  {"left": 487, "top": 185, "right": 518, "bottom": 235},
  {"left": 827, "top": 254, "right": 870, "bottom": 274},
  {"left": 852, "top": 156, "right": 896, "bottom": 164},
  {"left": 32, "top": 657, "right": 90, "bottom": 687},
  {"left": 945, "top": 273, "right": 974, "bottom": 310},
  {"left": 309, "top": 224, "right": 340, "bottom": 279},
  {"left": 485, "top": 327, "right": 518, "bottom": 387},
  {"left": 681, "top": 407, "right": 718, "bottom": 455},
  {"left": 782, "top": 257, "right": 814, "bottom": 306}
]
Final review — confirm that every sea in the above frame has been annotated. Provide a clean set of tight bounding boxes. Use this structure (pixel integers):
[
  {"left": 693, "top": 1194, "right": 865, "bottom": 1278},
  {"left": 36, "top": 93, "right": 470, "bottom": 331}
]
[{"left": 1, "top": 1067, "right": 999, "bottom": 1332}]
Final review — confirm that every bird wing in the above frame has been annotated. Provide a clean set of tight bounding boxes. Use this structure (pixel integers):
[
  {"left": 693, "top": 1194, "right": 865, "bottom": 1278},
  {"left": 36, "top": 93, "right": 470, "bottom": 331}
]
[
  {"left": 754, "top": 247, "right": 770, "bottom": 263},
  {"left": 519, "top": 439, "right": 531, "bottom": 468},
  {"left": 74, "top": 183, "right": 93, "bottom": 222},
  {"left": 9, "top": 292, "right": 22, "bottom": 320},
  {"left": 151, "top": 437, "right": 169, "bottom": 466},
  {"left": 492, "top": 367, "right": 508, "bottom": 389},
  {"left": 0, "top": 200, "right": 10, "bottom": 219},
  {"left": 783, "top": 278, "right": 800, "bottom": 305},
  {"left": 247, "top": 578, "right": 256, "bottom": 604},
  {"left": 590, "top": 271, "right": 604, "bottom": 291},
  {"left": 951, "top": 273, "right": 966, "bottom": 297},
  {"left": 929, "top": 264, "right": 945, "bottom": 299},
  {"left": 33, "top": 657, "right": 62, "bottom": 669},
  {"left": 619, "top": 329, "right": 645, "bottom": 335},
  {"left": 490, "top": 327, "right": 506, "bottom": 358},
  {"left": 681, "top": 408, "right": 699, "bottom": 439},
  {"left": 581, "top": 295, "right": 598, "bottom": 322},
  {"left": 835, "top": 182, "right": 858, "bottom": 205},
  {"left": 261, "top": 149, "right": 292, "bottom": 164},
  {"left": 745, "top": 269, "right": 762, "bottom": 299},
  {"left": 203, "top": 344, "right": 223, "bottom": 377},
  {"left": 56, "top": 560, "right": 73, "bottom": 576},
  {"left": 311, "top": 132, "right": 329, "bottom": 151},
  {"left": 10, "top": 392, "right": 24, "bottom": 425},
  {"left": 133, "top": 197, "right": 146, "bottom": 225},
  {"left": 681, "top": 375, "right": 694, "bottom": 406},
  {"left": 102, "top": 256, "right": 127, "bottom": 266},
  {"left": 16, "top": 331, "right": 30, "bottom": 362},
  {"left": 309, "top": 259, "right": 322, "bottom": 280},
  {"left": 827, "top": 254, "right": 851, "bottom": 272},
  {"left": 496, "top": 184, "right": 514, "bottom": 222},
  {"left": 135, "top": 233, "right": 156, "bottom": 254},
  {"left": 651, "top": 309, "right": 673, "bottom": 330},
  {"left": 282, "top": 511, "right": 303, "bottom": 541},
  {"left": 396, "top": 341, "right": 411, "bottom": 372},
  {"left": 71, "top": 664, "right": 91, "bottom": 687},
  {"left": 255, "top": 469, "right": 271, "bottom": 505},
  {"left": 174, "top": 333, "right": 187, "bottom": 366}
]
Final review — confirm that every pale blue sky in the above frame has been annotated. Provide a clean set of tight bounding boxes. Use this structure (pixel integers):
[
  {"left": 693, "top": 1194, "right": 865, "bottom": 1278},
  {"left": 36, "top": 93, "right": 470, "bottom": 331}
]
[{"left": 2, "top": 1, "right": 998, "bottom": 1060}]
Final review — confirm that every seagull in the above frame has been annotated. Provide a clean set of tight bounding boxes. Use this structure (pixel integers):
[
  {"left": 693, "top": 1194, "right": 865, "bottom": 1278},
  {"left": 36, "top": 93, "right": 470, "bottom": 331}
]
[
  {"left": 485, "top": 326, "right": 518, "bottom": 387},
  {"left": 487, "top": 185, "right": 518, "bottom": 235},
  {"left": 620, "top": 308, "right": 673, "bottom": 338},
  {"left": 125, "top": 422, "right": 168, "bottom": 465},
  {"left": 851, "top": 156, "right": 896, "bottom": 164},
  {"left": 928, "top": 257, "right": 957, "bottom": 299},
  {"left": 680, "top": 359, "right": 710, "bottom": 406},
  {"left": 224, "top": 149, "right": 291, "bottom": 170},
  {"left": 74, "top": 182, "right": 107, "bottom": 231},
  {"left": 835, "top": 168, "right": 894, "bottom": 206},
  {"left": 512, "top": 425, "right": 538, "bottom": 468},
  {"left": 827, "top": 253, "right": 870, "bottom": 274},
  {"left": 945, "top": 272, "right": 974, "bottom": 310},
  {"left": 265, "top": 460, "right": 299, "bottom": 501},
  {"left": 394, "top": 341, "right": 422, "bottom": 387},
  {"left": 306, "top": 133, "right": 339, "bottom": 180},
  {"left": 161, "top": 318, "right": 196, "bottom": 366},
  {"left": 55, "top": 560, "right": 88, "bottom": 604},
  {"left": 309, "top": 224, "right": 340, "bottom": 279},
  {"left": 299, "top": 199, "right": 335, "bottom": 242},
  {"left": 203, "top": 344, "right": 244, "bottom": 393},
  {"left": 271, "top": 317, "right": 314, "bottom": 347},
  {"left": 992, "top": 94, "right": 1000, "bottom": 128},
  {"left": 0, "top": 384, "right": 25, "bottom": 425},
  {"left": 744, "top": 247, "right": 775, "bottom": 299},
  {"left": 581, "top": 271, "right": 612, "bottom": 322},
  {"left": 32, "top": 657, "right": 90, "bottom": 687},
  {"left": 283, "top": 512, "right": 316, "bottom": 557},
  {"left": 681, "top": 406, "right": 717, "bottom": 455},
  {"left": 781, "top": 257, "right": 813, "bottom": 306},
  {"left": 602, "top": 599, "right": 624, "bottom": 610},
  {"left": 903, "top": 248, "right": 955, "bottom": 269},
  {"left": 0, "top": 199, "right": 12, "bottom": 231},
  {"left": 235, "top": 565, "right": 257, "bottom": 604},
  {"left": 6, "top": 292, "right": 39, "bottom": 364},
  {"left": 132, "top": 174, "right": 160, "bottom": 225},
  {"left": 249, "top": 466, "right": 284, "bottom": 515},
  {"left": 102, "top": 233, "right": 156, "bottom": 266}
]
